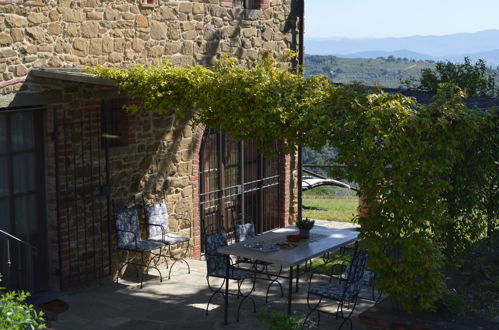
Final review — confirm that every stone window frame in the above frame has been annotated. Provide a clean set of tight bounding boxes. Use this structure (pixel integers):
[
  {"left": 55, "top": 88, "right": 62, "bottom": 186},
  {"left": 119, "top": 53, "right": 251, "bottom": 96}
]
[
  {"left": 139, "top": 0, "right": 157, "bottom": 8},
  {"left": 232, "top": 0, "right": 270, "bottom": 10}
]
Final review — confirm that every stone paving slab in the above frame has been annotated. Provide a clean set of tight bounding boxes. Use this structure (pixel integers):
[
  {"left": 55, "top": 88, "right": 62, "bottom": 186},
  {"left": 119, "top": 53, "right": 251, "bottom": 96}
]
[
  {"left": 51, "top": 258, "right": 371, "bottom": 330},
  {"left": 313, "top": 219, "right": 360, "bottom": 230},
  {"left": 52, "top": 221, "right": 369, "bottom": 330}
]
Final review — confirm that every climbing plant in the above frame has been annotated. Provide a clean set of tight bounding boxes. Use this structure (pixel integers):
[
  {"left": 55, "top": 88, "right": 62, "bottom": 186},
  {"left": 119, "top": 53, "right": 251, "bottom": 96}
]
[{"left": 89, "top": 54, "right": 498, "bottom": 311}]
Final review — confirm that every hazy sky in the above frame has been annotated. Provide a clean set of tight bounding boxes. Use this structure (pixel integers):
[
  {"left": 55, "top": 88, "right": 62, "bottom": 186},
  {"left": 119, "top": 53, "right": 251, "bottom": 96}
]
[{"left": 305, "top": 0, "right": 499, "bottom": 39}]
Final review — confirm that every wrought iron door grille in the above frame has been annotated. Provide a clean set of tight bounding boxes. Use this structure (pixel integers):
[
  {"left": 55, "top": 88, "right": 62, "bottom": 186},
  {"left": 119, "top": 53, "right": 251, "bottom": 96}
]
[
  {"left": 199, "top": 129, "right": 281, "bottom": 248},
  {"left": 53, "top": 105, "right": 112, "bottom": 289}
]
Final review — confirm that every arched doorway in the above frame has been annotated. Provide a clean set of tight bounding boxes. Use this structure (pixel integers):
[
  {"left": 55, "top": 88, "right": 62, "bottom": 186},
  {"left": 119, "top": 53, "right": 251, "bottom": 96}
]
[{"left": 199, "top": 128, "right": 281, "bottom": 242}]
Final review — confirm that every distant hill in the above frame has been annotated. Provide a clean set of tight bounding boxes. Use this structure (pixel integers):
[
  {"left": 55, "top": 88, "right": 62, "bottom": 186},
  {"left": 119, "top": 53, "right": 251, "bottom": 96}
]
[
  {"left": 340, "top": 50, "right": 436, "bottom": 61},
  {"left": 304, "top": 55, "right": 499, "bottom": 89},
  {"left": 306, "top": 30, "right": 499, "bottom": 66},
  {"left": 304, "top": 55, "right": 434, "bottom": 88}
]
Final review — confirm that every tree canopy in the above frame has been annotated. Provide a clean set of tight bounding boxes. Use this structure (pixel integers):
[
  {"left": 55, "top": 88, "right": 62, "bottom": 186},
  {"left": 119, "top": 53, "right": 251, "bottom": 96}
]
[{"left": 418, "top": 57, "right": 497, "bottom": 97}]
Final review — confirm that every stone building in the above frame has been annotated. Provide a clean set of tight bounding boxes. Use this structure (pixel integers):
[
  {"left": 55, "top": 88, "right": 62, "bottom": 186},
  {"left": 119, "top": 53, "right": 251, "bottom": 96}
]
[{"left": 0, "top": 0, "right": 303, "bottom": 292}]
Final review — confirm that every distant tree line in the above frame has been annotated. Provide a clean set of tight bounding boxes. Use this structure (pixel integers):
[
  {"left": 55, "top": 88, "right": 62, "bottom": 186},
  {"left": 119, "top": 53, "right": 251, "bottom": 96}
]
[
  {"left": 305, "top": 55, "right": 499, "bottom": 96},
  {"left": 417, "top": 57, "right": 497, "bottom": 97}
]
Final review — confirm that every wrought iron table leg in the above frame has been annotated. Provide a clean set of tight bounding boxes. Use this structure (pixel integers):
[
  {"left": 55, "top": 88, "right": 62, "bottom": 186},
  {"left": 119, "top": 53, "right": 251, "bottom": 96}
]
[
  {"left": 288, "top": 265, "right": 294, "bottom": 315},
  {"left": 296, "top": 265, "right": 300, "bottom": 293},
  {"left": 224, "top": 255, "right": 230, "bottom": 325}
]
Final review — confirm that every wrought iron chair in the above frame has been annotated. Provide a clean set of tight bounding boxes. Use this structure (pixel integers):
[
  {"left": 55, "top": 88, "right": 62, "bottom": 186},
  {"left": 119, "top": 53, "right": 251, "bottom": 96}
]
[
  {"left": 323, "top": 245, "right": 382, "bottom": 302},
  {"left": 143, "top": 196, "right": 191, "bottom": 279},
  {"left": 304, "top": 247, "right": 369, "bottom": 329},
  {"left": 203, "top": 223, "right": 256, "bottom": 322},
  {"left": 115, "top": 206, "right": 166, "bottom": 288},
  {"left": 233, "top": 218, "right": 284, "bottom": 303}
]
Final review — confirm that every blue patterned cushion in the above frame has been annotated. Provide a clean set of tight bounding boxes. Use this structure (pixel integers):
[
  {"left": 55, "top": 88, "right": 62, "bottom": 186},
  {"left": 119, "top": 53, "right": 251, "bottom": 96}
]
[
  {"left": 340, "top": 268, "right": 374, "bottom": 285},
  {"left": 116, "top": 208, "right": 140, "bottom": 249},
  {"left": 310, "top": 250, "right": 368, "bottom": 301},
  {"left": 206, "top": 231, "right": 229, "bottom": 276},
  {"left": 235, "top": 222, "right": 255, "bottom": 242},
  {"left": 208, "top": 267, "right": 253, "bottom": 280},
  {"left": 131, "top": 240, "right": 165, "bottom": 252},
  {"left": 144, "top": 200, "right": 168, "bottom": 240},
  {"left": 310, "top": 283, "right": 350, "bottom": 300},
  {"left": 149, "top": 233, "right": 189, "bottom": 245},
  {"left": 343, "top": 250, "right": 368, "bottom": 299},
  {"left": 362, "top": 270, "right": 375, "bottom": 284}
]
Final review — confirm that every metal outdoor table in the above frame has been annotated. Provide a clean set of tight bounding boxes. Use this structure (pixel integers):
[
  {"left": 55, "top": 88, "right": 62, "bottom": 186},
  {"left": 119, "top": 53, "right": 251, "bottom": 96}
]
[{"left": 217, "top": 225, "right": 359, "bottom": 324}]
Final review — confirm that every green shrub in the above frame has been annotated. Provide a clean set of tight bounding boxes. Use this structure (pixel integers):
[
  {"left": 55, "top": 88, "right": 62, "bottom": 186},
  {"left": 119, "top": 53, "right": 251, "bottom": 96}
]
[
  {"left": 0, "top": 275, "right": 45, "bottom": 330},
  {"left": 257, "top": 308, "right": 316, "bottom": 330},
  {"left": 435, "top": 289, "right": 465, "bottom": 316}
]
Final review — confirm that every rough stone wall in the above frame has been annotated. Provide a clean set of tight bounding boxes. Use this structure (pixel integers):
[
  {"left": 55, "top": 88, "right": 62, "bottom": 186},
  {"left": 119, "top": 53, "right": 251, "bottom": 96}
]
[{"left": 0, "top": 0, "right": 298, "bottom": 96}]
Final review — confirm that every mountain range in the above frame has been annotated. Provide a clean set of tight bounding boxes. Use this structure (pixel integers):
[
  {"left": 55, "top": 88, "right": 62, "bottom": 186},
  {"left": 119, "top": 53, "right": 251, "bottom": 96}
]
[{"left": 306, "top": 30, "right": 499, "bottom": 67}]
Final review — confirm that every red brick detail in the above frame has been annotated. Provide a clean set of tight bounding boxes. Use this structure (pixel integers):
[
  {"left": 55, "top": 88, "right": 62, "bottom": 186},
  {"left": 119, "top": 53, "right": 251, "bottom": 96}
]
[
  {"left": 259, "top": 0, "right": 270, "bottom": 9},
  {"left": 278, "top": 143, "right": 292, "bottom": 227},
  {"left": 139, "top": 0, "right": 157, "bottom": 8},
  {"left": 358, "top": 186, "right": 381, "bottom": 218},
  {"left": 125, "top": 111, "right": 137, "bottom": 145},
  {"left": 220, "top": 0, "right": 233, "bottom": 8},
  {"left": 26, "top": 1, "right": 46, "bottom": 6},
  {"left": 190, "top": 125, "right": 206, "bottom": 260},
  {"left": 0, "top": 77, "right": 25, "bottom": 88}
]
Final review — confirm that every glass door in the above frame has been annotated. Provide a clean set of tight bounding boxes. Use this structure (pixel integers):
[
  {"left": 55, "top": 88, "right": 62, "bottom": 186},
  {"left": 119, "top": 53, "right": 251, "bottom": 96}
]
[
  {"left": 199, "top": 129, "right": 281, "bottom": 244},
  {"left": 0, "top": 109, "right": 47, "bottom": 291}
]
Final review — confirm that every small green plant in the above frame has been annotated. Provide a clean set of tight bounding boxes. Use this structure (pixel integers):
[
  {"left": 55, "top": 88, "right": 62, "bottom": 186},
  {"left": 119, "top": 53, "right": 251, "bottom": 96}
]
[
  {"left": 257, "top": 308, "right": 316, "bottom": 330},
  {"left": 0, "top": 275, "right": 45, "bottom": 330},
  {"left": 295, "top": 218, "right": 315, "bottom": 230}
]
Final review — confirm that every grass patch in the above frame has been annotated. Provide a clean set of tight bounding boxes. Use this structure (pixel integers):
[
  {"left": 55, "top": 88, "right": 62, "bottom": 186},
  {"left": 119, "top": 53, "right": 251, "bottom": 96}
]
[
  {"left": 300, "top": 240, "right": 366, "bottom": 274},
  {"left": 303, "top": 185, "right": 357, "bottom": 197},
  {"left": 302, "top": 197, "right": 358, "bottom": 223},
  {"left": 301, "top": 252, "right": 350, "bottom": 275}
]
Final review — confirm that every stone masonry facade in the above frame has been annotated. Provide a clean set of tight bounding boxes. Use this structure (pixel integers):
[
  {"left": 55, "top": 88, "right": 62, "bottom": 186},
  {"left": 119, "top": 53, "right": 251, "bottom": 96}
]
[
  {"left": 1, "top": 0, "right": 301, "bottom": 289},
  {"left": 0, "top": 0, "right": 299, "bottom": 96},
  {"left": 39, "top": 75, "right": 198, "bottom": 288}
]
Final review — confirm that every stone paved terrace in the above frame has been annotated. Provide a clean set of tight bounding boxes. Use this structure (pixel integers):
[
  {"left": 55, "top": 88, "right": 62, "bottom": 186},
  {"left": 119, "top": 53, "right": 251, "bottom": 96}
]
[{"left": 51, "top": 221, "right": 371, "bottom": 330}]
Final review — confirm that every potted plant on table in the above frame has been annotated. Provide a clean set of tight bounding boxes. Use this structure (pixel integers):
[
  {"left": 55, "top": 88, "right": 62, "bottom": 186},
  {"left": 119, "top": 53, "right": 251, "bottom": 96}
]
[{"left": 296, "top": 218, "right": 315, "bottom": 239}]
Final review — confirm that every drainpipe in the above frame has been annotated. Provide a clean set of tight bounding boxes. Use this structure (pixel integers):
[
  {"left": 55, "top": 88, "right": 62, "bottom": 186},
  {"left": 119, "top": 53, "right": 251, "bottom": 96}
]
[{"left": 297, "top": 0, "right": 304, "bottom": 221}]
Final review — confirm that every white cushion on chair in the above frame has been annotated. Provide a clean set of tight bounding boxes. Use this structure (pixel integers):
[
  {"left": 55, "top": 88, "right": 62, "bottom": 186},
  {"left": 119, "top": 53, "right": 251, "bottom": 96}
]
[
  {"left": 149, "top": 233, "right": 189, "bottom": 245},
  {"left": 144, "top": 200, "right": 169, "bottom": 239}
]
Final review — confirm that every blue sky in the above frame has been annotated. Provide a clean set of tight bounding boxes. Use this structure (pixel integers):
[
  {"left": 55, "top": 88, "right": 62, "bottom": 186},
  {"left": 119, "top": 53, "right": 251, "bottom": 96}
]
[{"left": 306, "top": 0, "right": 499, "bottom": 39}]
